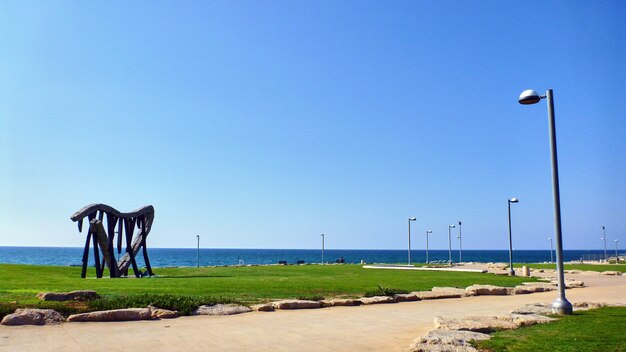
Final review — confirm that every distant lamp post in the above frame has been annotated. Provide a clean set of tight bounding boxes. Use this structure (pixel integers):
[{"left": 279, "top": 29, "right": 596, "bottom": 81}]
[
  {"left": 408, "top": 217, "right": 416, "bottom": 265},
  {"left": 447, "top": 224, "right": 455, "bottom": 265},
  {"left": 425, "top": 230, "right": 432, "bottom": 264},
  {"left": 320, "top": 233, "right": 325, "bottom": 265},
  {"left": 507, "top": 197, "right": 519, "bottom": 276},
  {"left": 602, "top": 226, "right": 607, "bottom": 262},
  {"left": 458, "top": 221, "right": 462, "bottom": 263},
  {"left": 519, "top": 88, "right": 572, "bottom": 315},
  {"left": 615, "top": 240, "right": 619, "bottom": 262},
  {"left": 196, "top": 235, "right": 200, "bottom": 268},
  {"left": 548, "top": 237, "right": 554, "bottom": 263}
]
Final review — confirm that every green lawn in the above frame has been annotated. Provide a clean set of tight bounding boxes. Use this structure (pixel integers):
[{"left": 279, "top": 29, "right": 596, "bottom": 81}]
[
  {"left": 474, "top": 307, "right": 626, "bottom": 352},
  {"left": 516, "top": 263, "right": 626, "bottom": 273},
  {"left": 0, "top": 264, "right": 534, "bottom": 305}
]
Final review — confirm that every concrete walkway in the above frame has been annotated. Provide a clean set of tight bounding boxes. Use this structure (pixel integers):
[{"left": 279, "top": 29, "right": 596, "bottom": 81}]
[{"left": 1, "top": 272, "right": 625, "bottom": 352}]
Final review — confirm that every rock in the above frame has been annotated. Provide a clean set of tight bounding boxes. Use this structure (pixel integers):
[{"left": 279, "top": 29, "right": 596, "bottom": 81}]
[
  {"left": 148, "top": 306, "right": 178, "bottom": 319},
  {"left": 512, "top": 283, "right": 555, "bottom": 295},
  {"left": 434, "top": 315, "right": 517, "bottom": 333},
  {"left": 565, "top": 280, "right": 585, "bottom": 288},
  {"left": 36, "top": 290, "right": 100, "bottom": 302},
  {"left": 271, "top": 300, "right": 321, "bottom": 309},
  {"left": 600, "top": 271, "right": 622, "bottom": 276},
  {"left": 321, "top": 298, "right": 362, "bottom": 307},
  {"left": 499, "top": 313, "right": 556, "bottom": 327},
  {"left": 408, "top": 342, "right": 479, "bottom": 352},
  {"left": 251, "top": 303, "right": 275, "bottom": 311},
  {"left": 573, "top": 302, "right": 607, "bottom": 310},
  {"left": 1, "top": 308, "right": 65, "bottom": 326},
  {"left": 413, "top": 291, "right": 463, "bottom": 300},
  {"left": 580, "top": 270, "right": 601, "bottom": 276},
  {"left": 564, "top": 270, "right": 582, "bottom": 274},
  {"left": 193, "top": 304, "right": 251, "bottom": 315},
  {"left": 465, "top": 285, "right": 510, "bottom": 296},
  {"left": 359, "top": 296, "right": 396, "bottom": 305},
  {"left": 432, "top": 287, "right": 476, "bottom": 297},
  {"left": 408, "top": 329, "right": 491, "bottom": 352},
  {"left": 67, "top": 308, "right": 152, "bottom": 322},
  {"left": 393, "top": 294, "right": 420, "bottom": 302},
  {"left": 510, "top": 303, "right": 552, "bottom": 315},
  {"left": 487, "top": 263, "right": 509, "bottom": 270}
]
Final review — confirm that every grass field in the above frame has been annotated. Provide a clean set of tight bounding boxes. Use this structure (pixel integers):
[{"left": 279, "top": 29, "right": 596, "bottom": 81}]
[
  {"left": 0, "top": 263, "right": 535, "bottom": 317},
  {"left": 515, "top": 263, "right": 626, "bottom": 273},
  {"left": 474, "top": 306, "right": 626, "bottom": 352}
]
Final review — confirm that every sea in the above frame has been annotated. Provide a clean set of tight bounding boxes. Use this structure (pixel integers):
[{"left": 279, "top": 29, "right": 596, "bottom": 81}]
[{"left": 0, "top": 247, "right": 613, "bottom": 267}]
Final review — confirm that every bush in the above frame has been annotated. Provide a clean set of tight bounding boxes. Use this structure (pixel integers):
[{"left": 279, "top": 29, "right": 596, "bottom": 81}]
[
  {"left": 0, "top": 304, "right": 15, "bottom": 320},
  {"left": 87, "top": 293, "right": 241, "bottom": 316},
  {"left": 364, "top": 285, "right": 408, "bottom": 297}
]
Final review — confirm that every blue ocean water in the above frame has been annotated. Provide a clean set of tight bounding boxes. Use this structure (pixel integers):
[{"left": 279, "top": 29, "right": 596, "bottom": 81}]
[{"left": 0, "top": 247, "right": 612, "bottom": 267}]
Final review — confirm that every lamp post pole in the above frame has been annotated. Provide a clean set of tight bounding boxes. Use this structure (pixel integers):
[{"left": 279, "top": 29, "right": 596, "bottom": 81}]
[
  {"left": 519, "top": 88, "right": 572, "bottom": 314},
  {"left": 426, "top": 230, "right": 432, "bottom": 264},
  {"left": 549, "top": 237, "right": 554, "bottom": 263},
  {"left": 458, "top": 221, "right": 462, "bottom": 263},
  {"left": 602, "top": 226, "right": 607, "bottom": 262},
  {"left": 447, "top": 225, "right": 455, "bottom": 265},
  {"left": 507, "top": 198, "right": 518, "bottom": 276},
  {"left": 196, "top": 235, "right": 200, "bottom": 268},
  {"left": 320, "top": 233, "right": 325, "bottom": 265},
  {"left": 408, "top": 217, "right": 416, "bottom": 265}
]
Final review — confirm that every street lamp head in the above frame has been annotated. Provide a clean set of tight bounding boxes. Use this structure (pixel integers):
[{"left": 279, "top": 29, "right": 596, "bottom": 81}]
[
  {"left": 509, "top": 197, "right": 519, "bottom": 203},
  {"left": 602, "top": 226, "right": 605, "bottom": 230},
  {"left": 518, "top": 89, "right": 542, "bottom": 105},
  {"left": 548, "top": 237, "right": 551, "bottom": 240},
  {"left": 457, "top": 235, "right": 460, "bottom": 239},
  {"left": 449, "top": 225, "right": 455, "bottom": 229},
  {"left": 458, "top": 221, "right": 462, "bottom": 226},
  {"left": 409, "top": 217, "right": 416, "bottom": 221},
  {"left": 427, "top": 230, "right": 432, "bottom": 234}
]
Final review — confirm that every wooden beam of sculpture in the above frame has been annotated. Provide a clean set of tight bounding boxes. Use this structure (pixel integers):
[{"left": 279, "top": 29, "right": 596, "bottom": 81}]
[
  {"left": 71, "top": 204, "right": 155, "bottom": 278},
  {"left": 89, "top": 219, "right": 119, "bottom": 277}
]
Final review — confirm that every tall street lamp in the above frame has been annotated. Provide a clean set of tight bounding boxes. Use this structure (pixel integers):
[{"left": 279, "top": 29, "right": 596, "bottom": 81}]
[
  {"left": 408, "top": 217, "right": 416, "bottom": 265},
  {"left": 548, "top": 237, "right": 554, "bottom": 263},
  {"left": 320, "top": 233, "right": 325, "bottom": 265},
  {"left": 519, "top": 88, "right": 572, "bottom": 315},
  {"left": 602, "top": 226, "right": 607, "bottom": 262},
  {"left": 425, "top": 230, "right": 432, "bottom": 264},
  {"left": 196, "top": 235, "right": 200, "bottom": 268},
  {"left": 447, "top": 224, "right": 455, "bottom": 265},
  {"left": 458, "top": 221, "right": 462, "bottom": 263},
  {"left": 507, "top": 198, "right": 519, "bottom": 276}
]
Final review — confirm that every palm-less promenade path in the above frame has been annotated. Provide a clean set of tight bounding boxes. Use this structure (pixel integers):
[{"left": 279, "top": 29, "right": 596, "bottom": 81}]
[{"left": 2, "top": 266, "right": 625, "bottom": 352}]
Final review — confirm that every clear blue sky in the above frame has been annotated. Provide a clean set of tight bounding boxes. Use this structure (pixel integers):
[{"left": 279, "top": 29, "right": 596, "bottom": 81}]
[{"left": 1, "top": 1, "right": 624, "bottom": 250}]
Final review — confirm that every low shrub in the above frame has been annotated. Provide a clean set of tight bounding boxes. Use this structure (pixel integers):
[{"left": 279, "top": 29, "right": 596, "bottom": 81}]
[
  {"left": 294, "top": 295, "right": 324, "bottom": 301},
  {"left": 364, "top": 285, "right": 408, "bottom": 297},
  {"left": 87, "top": 293, "right": 241, "bottom": 316}
]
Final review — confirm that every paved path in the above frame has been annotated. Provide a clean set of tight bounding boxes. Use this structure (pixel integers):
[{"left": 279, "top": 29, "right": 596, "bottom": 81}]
[{"left": 1, "top": 272, "right": 625, "bottom": 352}]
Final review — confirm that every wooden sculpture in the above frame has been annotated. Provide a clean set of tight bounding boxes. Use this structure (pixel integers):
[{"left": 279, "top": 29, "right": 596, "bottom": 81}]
[{"left": 70, "top": 204, "right": 155, "bottom": 278}]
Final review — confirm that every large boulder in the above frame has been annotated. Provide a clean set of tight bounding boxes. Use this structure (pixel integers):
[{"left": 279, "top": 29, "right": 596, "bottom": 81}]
[
  {"left": 510, "top": 303, "right": 552, "bottom": 315},
  {"left": 465, "top": 285, "right": 510, "bottom": 296},
  {"left": 434, "top": 314, "right": 554, "bottom": 333},
  {"left": 1, "top": 308, "right": 65, "bottom": 326},
  {"left": 600, "top": 271, "right": 622, "bottom": 276},
  {"left": 271, "top": 300, "right": 321, "bottom": 310},
  {"left": 36, "top": 290, "right": 100, "bottom": 301},
  {"left": 393, "top": 294, "right": 420, "bottom": 302},
  {"left": 148, "top": 306, "right": 179, "bottom": 319},
  {"left": 432, "top": 287, "right": 476, "bottom": 297},
  {"left": 512, "top": 283, "right": 555, "bottom": 295},
  {"left": 67, "top": 308, "right": 152, "bottom": 322},
  {"left": 412, "top": 290, "right": 463, "bottom": 300},
  {"left": 359, "top": 296, "right": 396, "bottom": 305},
  {"left": 321, "top": 298, "right": 362, "bottom": 307},
  {"left": 251, "top": 303, "right": 275, "bottom": 311},
  {"left": 408, "top": 329, "right": 491, "bottom": 352},
  {"left": 192, "top": 304, "right": 251, "bottom": 316}
]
